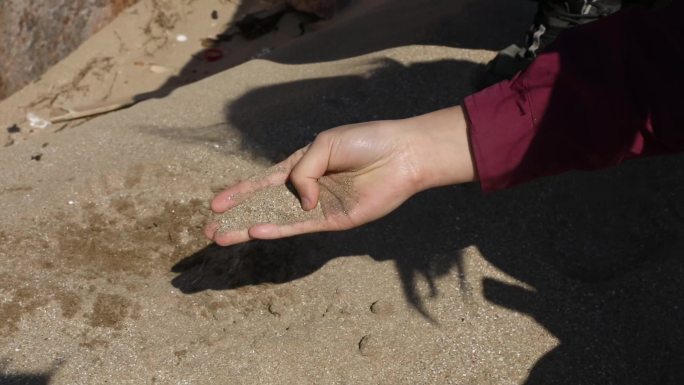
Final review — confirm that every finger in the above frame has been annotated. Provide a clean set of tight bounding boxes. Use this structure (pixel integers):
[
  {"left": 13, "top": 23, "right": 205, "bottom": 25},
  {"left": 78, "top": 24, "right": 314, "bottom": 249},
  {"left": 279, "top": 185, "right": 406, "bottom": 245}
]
[
  {"left": 248, "top": 219, "right": 335, "bottom": 240},
  {"left": 213, "top": 228, "right": 252, "bottom": 246},
  {"left": 211, "top": 165, "right": 290, "bottom": 213},
  {"left": 203, "top": 221, "right": 219, "bottom": 240},
  {"left": 290, "top": 136, "right": 332, "bottom": 210}
]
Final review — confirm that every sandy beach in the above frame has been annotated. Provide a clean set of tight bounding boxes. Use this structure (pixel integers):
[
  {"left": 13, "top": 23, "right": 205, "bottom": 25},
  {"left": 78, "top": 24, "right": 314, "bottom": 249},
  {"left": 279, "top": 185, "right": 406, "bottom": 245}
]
[{"left": 1, "top": 0, "right": 683, "bottom": 384}]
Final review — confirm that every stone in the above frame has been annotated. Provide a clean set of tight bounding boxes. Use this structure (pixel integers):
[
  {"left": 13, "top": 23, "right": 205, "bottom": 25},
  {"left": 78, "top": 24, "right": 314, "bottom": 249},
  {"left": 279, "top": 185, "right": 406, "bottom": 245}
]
[{"left": 0, "top": 0, "right": 138, "bottom": 100}]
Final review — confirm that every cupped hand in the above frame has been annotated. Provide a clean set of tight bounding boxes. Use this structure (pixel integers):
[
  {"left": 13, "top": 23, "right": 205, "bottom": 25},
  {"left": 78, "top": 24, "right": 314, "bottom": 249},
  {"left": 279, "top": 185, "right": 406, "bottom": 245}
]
[{"left": 204, "top": 106, "right": 475, "bottom": 246}]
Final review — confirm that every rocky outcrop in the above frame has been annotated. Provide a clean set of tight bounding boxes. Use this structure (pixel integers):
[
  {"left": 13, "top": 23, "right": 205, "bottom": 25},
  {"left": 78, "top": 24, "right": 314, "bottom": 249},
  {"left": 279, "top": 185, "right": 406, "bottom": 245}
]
[{"left": 0, "top": 0, "right": 137, "bottom": 100}]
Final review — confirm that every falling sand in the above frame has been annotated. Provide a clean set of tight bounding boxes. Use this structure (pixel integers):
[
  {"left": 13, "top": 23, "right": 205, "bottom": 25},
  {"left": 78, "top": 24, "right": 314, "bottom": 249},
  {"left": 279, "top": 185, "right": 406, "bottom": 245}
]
[
  {"left": 215, "top": 175, "right": 356, "bottom": 233},
  {"left": 216, "top": 183, "right": 324, "bottom": 232}
]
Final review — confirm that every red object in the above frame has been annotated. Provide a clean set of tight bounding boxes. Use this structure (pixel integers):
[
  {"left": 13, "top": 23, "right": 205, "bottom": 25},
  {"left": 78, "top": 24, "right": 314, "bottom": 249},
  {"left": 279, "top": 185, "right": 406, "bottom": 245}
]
[
  {"left": 464, "top": 2, "right": 683, "bottom": 192},
  {"left": 203, "top": 48, "right": 224, "bottom": 62}
]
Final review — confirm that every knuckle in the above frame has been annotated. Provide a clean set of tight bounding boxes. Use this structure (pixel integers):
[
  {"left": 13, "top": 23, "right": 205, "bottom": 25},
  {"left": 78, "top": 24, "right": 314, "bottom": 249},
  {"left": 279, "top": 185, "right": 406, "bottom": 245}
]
[{"left": 290, "top": 170, "right": 311, "bottom": 190}]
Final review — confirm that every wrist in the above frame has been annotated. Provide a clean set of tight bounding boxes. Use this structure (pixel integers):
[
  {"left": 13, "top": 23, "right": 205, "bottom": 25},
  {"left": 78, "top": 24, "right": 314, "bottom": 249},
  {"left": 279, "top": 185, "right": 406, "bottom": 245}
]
[{"left": 407, "top": 105, "right": 477, "bottom": 191}]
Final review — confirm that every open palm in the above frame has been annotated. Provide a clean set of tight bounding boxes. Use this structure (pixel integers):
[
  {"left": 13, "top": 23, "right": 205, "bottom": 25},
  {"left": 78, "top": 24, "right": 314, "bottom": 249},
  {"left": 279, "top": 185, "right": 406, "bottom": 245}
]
[
  {"left": 205, "top": 120, "right": 423, "bottom": 246},
  {"left": 205, "top": 106, "right": 474, "bottom": 246}
]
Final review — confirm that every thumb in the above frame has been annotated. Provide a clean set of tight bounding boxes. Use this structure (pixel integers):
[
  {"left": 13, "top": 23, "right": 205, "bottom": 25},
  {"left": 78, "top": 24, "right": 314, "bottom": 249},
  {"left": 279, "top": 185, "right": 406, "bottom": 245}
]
[{"left": 290, "top": 135, "right": 332, "bottom": 210}]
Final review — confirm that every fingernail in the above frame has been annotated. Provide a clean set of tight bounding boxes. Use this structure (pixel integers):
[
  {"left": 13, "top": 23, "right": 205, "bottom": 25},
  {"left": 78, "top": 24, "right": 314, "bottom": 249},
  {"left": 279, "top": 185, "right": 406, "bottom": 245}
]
[{"left": 302, "top": 198, "right": 311, "bottom": 210}]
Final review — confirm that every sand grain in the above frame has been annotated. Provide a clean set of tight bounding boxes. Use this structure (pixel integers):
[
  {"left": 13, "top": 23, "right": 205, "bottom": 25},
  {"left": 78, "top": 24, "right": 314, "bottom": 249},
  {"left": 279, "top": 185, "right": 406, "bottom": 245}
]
[{"left": 216, "top": 184, "right": 325, "bottom": 233}]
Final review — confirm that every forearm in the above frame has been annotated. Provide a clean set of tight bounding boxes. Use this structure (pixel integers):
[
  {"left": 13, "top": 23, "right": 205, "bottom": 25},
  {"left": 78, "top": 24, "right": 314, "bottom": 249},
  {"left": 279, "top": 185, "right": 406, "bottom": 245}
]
[{"left": 464, "top": 2, "right": 684, "bottom": 192}]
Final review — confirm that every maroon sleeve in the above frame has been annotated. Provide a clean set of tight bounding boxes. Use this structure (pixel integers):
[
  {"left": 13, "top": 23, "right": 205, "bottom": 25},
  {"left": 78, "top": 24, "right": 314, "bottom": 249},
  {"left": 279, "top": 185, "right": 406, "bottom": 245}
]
[{"left": 464, "top": 2, "right": 684, "bottom": 192}]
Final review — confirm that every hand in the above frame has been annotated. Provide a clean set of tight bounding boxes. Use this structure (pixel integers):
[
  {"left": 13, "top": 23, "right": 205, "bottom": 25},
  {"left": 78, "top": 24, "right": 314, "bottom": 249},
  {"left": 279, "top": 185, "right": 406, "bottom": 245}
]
[{"left": 205, "top": 106, "right": 476, "bottom": 246}]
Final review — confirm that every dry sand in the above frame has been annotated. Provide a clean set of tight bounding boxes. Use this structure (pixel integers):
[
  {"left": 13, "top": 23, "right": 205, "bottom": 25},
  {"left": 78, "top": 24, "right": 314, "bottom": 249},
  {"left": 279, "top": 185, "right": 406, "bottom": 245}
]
[
  {"left": 0, "top": 0, "right": 314, "bottom": 148},
  {"left": 213, "top": 169, "right": 355, "bottom": 233},
  {"left": 216, "top": 183, "right": 325, "bottom": 233},
  {"left": 3, "top": 0, "right": 684, "bottom": 384}
]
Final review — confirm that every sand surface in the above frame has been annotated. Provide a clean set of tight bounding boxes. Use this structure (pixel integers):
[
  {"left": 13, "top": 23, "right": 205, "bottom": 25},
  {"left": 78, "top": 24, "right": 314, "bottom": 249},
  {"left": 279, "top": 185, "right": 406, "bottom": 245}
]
[{"left": 2, "top": 1, "right": 684, "bottom": 384}]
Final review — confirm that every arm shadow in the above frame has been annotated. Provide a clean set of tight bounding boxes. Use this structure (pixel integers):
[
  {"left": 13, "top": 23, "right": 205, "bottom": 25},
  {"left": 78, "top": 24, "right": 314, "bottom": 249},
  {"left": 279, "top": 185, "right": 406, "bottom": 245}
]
[{"left": 169, "top": 54, "right": 684, "bottom": 383}]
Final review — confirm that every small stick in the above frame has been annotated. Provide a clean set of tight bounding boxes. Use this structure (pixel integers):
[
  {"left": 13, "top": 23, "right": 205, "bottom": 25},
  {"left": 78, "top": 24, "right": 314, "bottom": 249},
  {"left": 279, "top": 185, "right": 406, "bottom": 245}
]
[{"left": 50, "top": 99, "right": 138, "bottom": 123}]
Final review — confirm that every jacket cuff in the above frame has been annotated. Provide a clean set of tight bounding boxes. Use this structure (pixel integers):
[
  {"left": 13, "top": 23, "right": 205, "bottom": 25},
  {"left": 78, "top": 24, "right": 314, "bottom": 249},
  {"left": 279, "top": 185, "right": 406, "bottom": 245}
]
[{"left": 464, "top": 78, "right": 537, "bottom": 192}]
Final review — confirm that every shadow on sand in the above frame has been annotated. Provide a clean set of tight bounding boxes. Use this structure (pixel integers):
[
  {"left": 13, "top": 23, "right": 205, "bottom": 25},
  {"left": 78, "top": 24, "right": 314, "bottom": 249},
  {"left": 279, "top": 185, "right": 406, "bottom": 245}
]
[
  {"left": 169, "top": 55, "right": 684, "bottom": 382},
  {"left": 0, "top": 370, "right": 51, "bottom": 385},
  {"left": 129, "top": 0, "right": 533, "bottom": 103},
  {"left": 168, "top": 0, "right": 684, "bottom": 383},
  {"left": 0, "top": 374, "right": 50, "bottom": 385}
]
